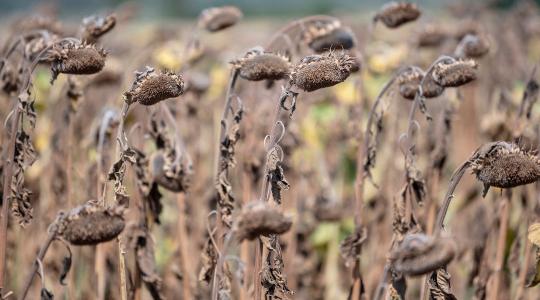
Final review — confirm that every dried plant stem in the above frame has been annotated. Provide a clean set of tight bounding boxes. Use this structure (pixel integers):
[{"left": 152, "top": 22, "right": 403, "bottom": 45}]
[
  {"left": 19, "top": 229, "right": 56, "bottom": 300},
  {"left": 176, "top": 192, "right": 193, "bottom": 300},
  {"left": 240, "top": 168, "right": 253, "bottom": 300},
  {"left": 0, "top": 107, "right": 21, "bottom": 296},
  {"left": 490, "top": 192, "right": 511, "bottom": 300},
  {"left": 253, "top": 85, "right": 294, "bottom": 300},
  {"left": 118, "top": 236, "right": 128, "bottom": 300},
  {"left": 515, "top": 221, "right": 532, "bottom": 300},
  {"left": 434, "top": 161, "right": 470, "bottom": 235}
]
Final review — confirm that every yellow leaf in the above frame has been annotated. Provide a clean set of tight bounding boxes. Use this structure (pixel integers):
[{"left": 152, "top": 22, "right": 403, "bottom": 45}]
[{"left": 528, "top": 223, "right": 540, "bottom": 247}]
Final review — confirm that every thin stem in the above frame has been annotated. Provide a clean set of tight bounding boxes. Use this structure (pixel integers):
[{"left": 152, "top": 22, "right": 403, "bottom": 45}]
[
  {"left": 433, "top": 161, "right": 470, "bottom": 235},
  {"left": 515, "top": 220, "right": 532, "bottom": 300},
  {"left": 490, "top": 192, "right": 511, "bottom": 300},
  {"left": 211, "top": 229, "right": 237, "bottom": 300},
  {"left": 0, "top": 108, "right": 21, "bottom": 296},
  {"left": 19, "top": 230, "right": 56, "bottom": 300},
  {"left": 176, "top": 192, "right": 193, "bottom": 300}
]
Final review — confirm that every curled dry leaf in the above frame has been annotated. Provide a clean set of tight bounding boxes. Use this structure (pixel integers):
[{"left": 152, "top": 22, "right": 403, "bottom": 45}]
[
  {"left": 470, "top": 142, "right": 540, "bottom": 197},
  {"left": 49, "top": 42, "right": 107, "bottom": 83},
  {"left": 123, "top": 66, "right": 184, "bottom": 106},
  {"left": 231, "top": 47, "right": 291, "bottom": 81},
  {"left": 374, "top": 2, "right": 421, "bottom": 28},
  {"left": 429, "top": 268, "right": 457, "bottom": 300},
  {"left": 198, "top": 236, "right": 218, "bottom": 285},
  {"left": 128, "top": 225, "right": 165, "bottom": 300},
  {"left": 292, "top": 52, "right": 356, "bottom": 92},
  {"left": 198, "top": 6, "right": 242, "bottom": 32},
  {"left": 301, "top": 20, "right": 356, "bottom": 53},
  {"left": 390, "top": 233, "right": 456, "bottom": 276},
  {"left": 261, "top": 235, "right": 293, "bottom": 299},
  {"left": 236, "top": 202, "right": 292, "bottom": 241},
  {"left": 432, "top": 59, "right": 478, "bottom": 88}
]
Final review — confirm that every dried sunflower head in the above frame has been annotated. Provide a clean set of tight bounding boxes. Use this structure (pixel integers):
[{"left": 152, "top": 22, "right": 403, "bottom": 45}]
[
  {"left": 231, "top": 47, "right": 291, "bottom": 81},
  {"left": 470, "top": 142, "right": 540, "bottom": 197},
  {"left": 123, "top": 66, "right": 184, "bottom": 106},
  {"left": 421, "top": 72, "right": 445, "bottom": 98},
  {"left": 417, "top": 24, "right": 448, "bottom": 47},
  {"left": 455, "top": 34, "right": 489, "bottom": 59},
  {"left": 198, "top": 6, "right": 242, "bottom": 32},
  {"left": 432, "top": 59, "right": 478, "bottom": 88},
  {"left": 292, "top": 52, "right": 356, "bottom": 92},
  {"left": 236, "top": 202, "right": 292, "bottom": 241},
  {"left": 390, "top": 233, "right": 456, "bottom": 276},
  {"left": 60, "top": 203, "right": 125, "bottom": 245},
  {"left": 302, "top": 20, "right": 356, "bottom": 53},
  {"left": 397, "top": 67, "right": 424, "bottom": 100},
  {"left": 24, "top": 33, "right": 59, "bottom": 62},
  {"left": 374, "top": 2, "right": 421, "bottom": 28},
  {"left": 13, "top": 15, "right": 63, "bottom": 35},
  {"left": 49, "top": 42, "right": 106, "bottom": 84},
  {"left": 80, "top": 13, "right": 116, "bottom": 43}
]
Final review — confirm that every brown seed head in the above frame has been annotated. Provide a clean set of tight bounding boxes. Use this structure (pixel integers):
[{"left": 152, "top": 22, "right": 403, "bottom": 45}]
[
  {"left": 302, "top": 20, "right": 356, "bottom": 53},
  {"left": 232, "top": 47, "right": 291, "bottom": 81},
  {"left": 236, "top": 202, "right": 292, "bottom": 241},
  {"left": 374, "top": 2, "right": 421, "bottom": 28},
  {"left": 397, "top": 68, "right": 424, "bottom": 100},
  {"left": 432, "top": 59, "right": 478, "bottom": 88},
  {"left": 61, "top": 204, "right": 125, "bottom": 246},
  {"left": 390, "top": 233, "right": 456, "bottom": 276},
  {"left": 292, "top": 52, "right": 356, "bottom": 92},
  {"left": 124, "top": 66, "right": 184, "bottom": 106},
  {"left": 198, "top": 6, "right": 242, "bottom": 32},
  {"left": 455, "top": 34, "right": 489, "bottom": 59},
  {"left": 421, "top": 72, "right": 445, "bottom": 98},
  {"left": 470, "top": 142, "right": 540, "bottom": 196},
  {"left": 81, "top": 14, "right": 117, "bottom": 43},
  {"left": 50, "top": 43, "right": 106, "bottom": 83},
  {"left": 417, "top": 24, "right": 448, "bottom": 47},
  {"left": 13, "top": 15, "right": 63, "bottom": 35}
]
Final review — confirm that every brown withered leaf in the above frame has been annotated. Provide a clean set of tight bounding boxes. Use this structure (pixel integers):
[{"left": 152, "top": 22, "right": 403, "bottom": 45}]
[
  {"left": 429, "top": 268, "right": 457, "bottom": 300},
  {"left": 261, "top": 235, "right": 293, "bottom": 299},
  {"left": 339, "top": 226, "right": 367, "bottom": 268},
  {"left": 199, "top": 236, "right": 218, "bottom": 285},
  {"left": 518, "top": 70, "right": 539, "bottom": 119},
  {"left": 108, "top": 147, "right": 136, "bottom": 207},
  {"left": 10, "top": 129, "right": 37, "bottom": 227},
  {"left": 130, "top": 226, "right": 165, "bottom": 300}
]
